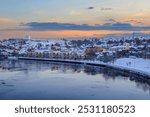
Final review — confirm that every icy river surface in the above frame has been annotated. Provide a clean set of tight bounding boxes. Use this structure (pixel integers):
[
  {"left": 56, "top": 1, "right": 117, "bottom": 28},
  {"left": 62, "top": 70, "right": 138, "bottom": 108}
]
[{"left": 0, "top": 60, "right": 150, "bottom": 100}]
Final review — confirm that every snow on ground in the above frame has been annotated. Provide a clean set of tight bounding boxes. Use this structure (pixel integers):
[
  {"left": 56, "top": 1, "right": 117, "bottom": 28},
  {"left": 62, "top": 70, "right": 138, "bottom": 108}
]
[
  {"left": 110, "top": 58, "right": 150, "bottom": 74},
  {"left": 18, "top": 56, "right": 150, "bottom": 77}
]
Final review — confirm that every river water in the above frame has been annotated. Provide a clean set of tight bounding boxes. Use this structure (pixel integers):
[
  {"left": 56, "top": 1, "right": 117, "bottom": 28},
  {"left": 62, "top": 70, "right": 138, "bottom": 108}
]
[{"left": 0, "top": 60, "right": 150, "bottom": 100}]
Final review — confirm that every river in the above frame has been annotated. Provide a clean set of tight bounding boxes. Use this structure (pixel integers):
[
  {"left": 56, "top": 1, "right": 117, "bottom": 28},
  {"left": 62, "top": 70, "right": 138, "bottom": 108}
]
[{"left": 0, "top": 60, "right": 150, "bottom": 100}]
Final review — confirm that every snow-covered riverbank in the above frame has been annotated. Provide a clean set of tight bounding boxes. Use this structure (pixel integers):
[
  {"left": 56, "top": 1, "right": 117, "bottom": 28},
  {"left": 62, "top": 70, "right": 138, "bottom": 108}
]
[
  {"left": 18, "top": 57, "right": 150, "bottom": 78},
  {"left": 110, "top": 58, "right": 150, "bottom": 77}
]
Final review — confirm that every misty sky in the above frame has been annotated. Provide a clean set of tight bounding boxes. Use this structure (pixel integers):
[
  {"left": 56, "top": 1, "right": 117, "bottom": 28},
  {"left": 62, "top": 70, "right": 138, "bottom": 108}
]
[{"left": 0, "top": 0, "right": 150, "bottom": 39}]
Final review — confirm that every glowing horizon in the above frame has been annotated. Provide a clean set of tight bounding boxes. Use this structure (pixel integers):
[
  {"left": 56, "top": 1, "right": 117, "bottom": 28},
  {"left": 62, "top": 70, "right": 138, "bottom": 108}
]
[{"left": 0, "top": 30, "right": 150, "bottom": 40}]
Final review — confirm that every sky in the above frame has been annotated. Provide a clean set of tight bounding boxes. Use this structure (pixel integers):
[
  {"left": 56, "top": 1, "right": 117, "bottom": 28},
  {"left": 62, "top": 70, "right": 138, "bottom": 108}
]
[{"left": 0, "top": 0, "right": 150, "bottom": 39}]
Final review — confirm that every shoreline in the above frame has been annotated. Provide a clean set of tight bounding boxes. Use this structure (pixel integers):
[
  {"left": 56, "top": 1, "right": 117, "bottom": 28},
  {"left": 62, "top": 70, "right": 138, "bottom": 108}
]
[{"left": 17, "top": 57, "right": 150, "bottom": 80}]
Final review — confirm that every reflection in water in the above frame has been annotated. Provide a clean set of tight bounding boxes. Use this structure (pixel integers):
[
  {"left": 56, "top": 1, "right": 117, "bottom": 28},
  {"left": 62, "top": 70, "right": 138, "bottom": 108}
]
[{"left": 0, "top": 60, "right": 150, "bottom": 100}]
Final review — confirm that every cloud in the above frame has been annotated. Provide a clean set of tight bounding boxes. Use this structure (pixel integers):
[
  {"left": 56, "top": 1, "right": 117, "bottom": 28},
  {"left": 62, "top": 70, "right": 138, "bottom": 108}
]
[
  {"left": 107, "top": 19, "right": 116, "bottom": 22},
  {"left": 22, "top": 22, "right": 92, "bottom": 30},
  {"left": 21, "top": 22, "right": 150, "bottom": 31},
  {"left": 112, "top": 22, "right": 132, "bottom": 27},
  {"left": 126, "top": 20, "right": 144, "bottom": 25},
  {"left": 87, "top": 7, "right": 95, "bottom": 10},
  {"left": 136, "top": 22, "right": 144, "bottom": 25}
]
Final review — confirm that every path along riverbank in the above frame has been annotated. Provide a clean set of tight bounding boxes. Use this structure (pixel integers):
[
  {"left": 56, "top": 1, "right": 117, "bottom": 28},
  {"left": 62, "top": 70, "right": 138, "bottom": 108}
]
[{"left": 17, "top": 57, "right": 150, "bottom": 80}]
